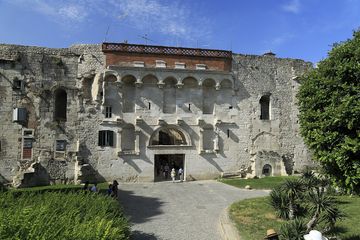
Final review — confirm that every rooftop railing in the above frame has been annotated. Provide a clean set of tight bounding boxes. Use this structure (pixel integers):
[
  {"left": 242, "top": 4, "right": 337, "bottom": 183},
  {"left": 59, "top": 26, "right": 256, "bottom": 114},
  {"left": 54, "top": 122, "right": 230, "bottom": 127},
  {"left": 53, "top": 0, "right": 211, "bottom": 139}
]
[{"left": 102, "top": 42, "right": 232, "bottom": 59}]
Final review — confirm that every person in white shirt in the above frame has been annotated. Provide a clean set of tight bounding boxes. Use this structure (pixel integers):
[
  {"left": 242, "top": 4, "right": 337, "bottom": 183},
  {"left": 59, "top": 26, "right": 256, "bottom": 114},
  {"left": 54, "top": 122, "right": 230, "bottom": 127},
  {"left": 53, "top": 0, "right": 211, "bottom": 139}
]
[{"left": 171, "top": 168, "right": 176, "bottom": 183}]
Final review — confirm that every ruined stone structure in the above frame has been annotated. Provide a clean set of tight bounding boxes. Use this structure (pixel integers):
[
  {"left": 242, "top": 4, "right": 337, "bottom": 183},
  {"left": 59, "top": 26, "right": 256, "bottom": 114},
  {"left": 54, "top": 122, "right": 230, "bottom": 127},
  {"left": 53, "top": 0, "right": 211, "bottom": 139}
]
[{"left": 0, "top": 42, "right": 313, "bottom": 187}]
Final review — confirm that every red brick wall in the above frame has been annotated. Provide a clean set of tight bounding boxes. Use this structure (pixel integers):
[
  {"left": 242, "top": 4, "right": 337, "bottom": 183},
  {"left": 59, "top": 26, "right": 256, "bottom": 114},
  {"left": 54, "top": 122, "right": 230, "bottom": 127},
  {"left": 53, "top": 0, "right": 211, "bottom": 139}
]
[{"left": 105, "top": 52, "right": 232, "bottom": 72}]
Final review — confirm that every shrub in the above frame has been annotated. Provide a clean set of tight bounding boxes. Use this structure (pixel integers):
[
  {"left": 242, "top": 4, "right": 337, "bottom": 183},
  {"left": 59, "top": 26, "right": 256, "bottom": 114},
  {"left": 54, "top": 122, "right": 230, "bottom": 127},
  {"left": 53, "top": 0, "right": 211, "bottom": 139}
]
[
  {"left": 270, "top": 173, "right": 343, "bottom": 236},
  {"left": 269, "top": 186, "right": 290, "bottom": 219},
  {"left": 0, "top": 191, "right": 130, "bottom": 240},
  {"left": 279, "top": 218, "right": 307, "bottom": 240}
]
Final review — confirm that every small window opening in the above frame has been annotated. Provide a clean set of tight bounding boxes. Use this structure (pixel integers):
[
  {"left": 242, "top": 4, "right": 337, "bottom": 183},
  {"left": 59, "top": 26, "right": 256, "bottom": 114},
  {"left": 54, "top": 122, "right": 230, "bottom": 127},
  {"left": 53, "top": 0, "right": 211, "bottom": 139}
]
[
  {"left": 22, "top": 138, "right": 33, "bottom": 159},
  {"left": 56, "top": 140, "right": 66, "bottom": 151},
  {"left": 98, "top": 130, "right": 114, "bottom": 147},
  {"left": 227, "top": 129, "right": 230, "bottom": 138},
  {"left": 148, "top": 102, "right": 151, "bottom": 110},
  {"left": 260, "top": 95, "right": 270, "bottom": 120},
  {"left": 13, "top": 78, "right": 24, "bottom": 91},
  {"left": 54, "top": 89, "right": 67, "bottom": 121},
  {"left": 100, "top": 91, "right": 103, "bottom": 97},
  {"left": 188, "top": 104, "right": 191, "bottom": 111},
  {"left": 229, "top": 105, "right": 233, "bottom": 109},
  {"left": 105, "top": 106, "right": 112, "bottom": 118}
]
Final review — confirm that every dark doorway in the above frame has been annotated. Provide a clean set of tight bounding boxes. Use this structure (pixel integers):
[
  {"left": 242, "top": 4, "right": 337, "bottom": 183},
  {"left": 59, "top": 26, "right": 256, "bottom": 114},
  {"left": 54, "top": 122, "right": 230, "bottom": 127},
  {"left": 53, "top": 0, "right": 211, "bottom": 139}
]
[{"left": 154, "top": 154, "right": 184, "bottom": 182}]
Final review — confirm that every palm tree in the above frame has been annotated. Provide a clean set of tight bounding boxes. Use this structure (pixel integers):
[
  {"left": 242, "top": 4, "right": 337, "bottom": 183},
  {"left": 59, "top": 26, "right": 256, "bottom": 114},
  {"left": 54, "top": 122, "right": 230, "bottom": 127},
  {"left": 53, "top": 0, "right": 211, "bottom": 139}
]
[
  {"left": 281, "top": 179, "right": 305, "bottom": 220},
  {"left": 305, "top": 185, "right": 342, "bottom": 232}
]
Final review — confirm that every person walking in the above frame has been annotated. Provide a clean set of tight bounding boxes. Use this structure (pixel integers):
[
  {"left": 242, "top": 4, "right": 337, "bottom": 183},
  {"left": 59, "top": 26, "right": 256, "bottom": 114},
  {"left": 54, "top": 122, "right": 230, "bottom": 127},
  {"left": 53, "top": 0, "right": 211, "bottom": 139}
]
[
  {"left": 171, "top": 168, "right": 176, "bottom": 183},
  {"left": 178, "top": 167, "right": 183, "bottom": 182},
  {"left": 112, "top": 180, "right": 119, "bottom": 198},
  {"left": 164, "top": 163, "right": 170, "bottom": 180}
]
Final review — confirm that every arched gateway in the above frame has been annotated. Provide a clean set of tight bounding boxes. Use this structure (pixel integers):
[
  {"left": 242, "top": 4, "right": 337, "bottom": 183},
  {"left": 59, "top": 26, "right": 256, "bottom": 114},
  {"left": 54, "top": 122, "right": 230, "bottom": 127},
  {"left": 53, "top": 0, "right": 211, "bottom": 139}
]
[{"left": 149, "top": 126, "right": 191, "bottom": 181}]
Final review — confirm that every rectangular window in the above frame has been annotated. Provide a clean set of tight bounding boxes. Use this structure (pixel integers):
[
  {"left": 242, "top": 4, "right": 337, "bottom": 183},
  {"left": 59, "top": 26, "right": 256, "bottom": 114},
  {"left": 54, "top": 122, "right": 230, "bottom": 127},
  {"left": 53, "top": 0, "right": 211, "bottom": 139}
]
[
  {"left": 56, "top": 140, "right": 66, "bottom": 151},
  {"left": 175, "top": 62, "right": 186, "bottom": 69},
  {"left": 12, "top": 78, "right": 24, "bottom": 91},
  {"left": 22, "top": 138, "right": 33, "bottom": 159},
  {"left": 105, "top": 106, "right": 112, "bottom": 118},
  {"left": 98, "top": 130, "right": 114, "bottom": 147},
  {"left": 13, "top": 108, "right": 27, "bottom": 122},
  {"left": 196, "top": 64, "right": 207, "bottom": 70},
  {"left": 155, "top": 60, "right": 166, "bottom": 68}
]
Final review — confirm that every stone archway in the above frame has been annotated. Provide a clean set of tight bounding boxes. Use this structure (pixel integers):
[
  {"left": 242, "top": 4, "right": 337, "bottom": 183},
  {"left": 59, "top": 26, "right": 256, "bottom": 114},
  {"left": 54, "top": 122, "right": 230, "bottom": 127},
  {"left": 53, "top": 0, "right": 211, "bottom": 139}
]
[
  {"left": 262, "top": 164, "right": 272, "bottom": 176},
  {"left": 149, "top": 125, "right": 191, "bottom": 146}
]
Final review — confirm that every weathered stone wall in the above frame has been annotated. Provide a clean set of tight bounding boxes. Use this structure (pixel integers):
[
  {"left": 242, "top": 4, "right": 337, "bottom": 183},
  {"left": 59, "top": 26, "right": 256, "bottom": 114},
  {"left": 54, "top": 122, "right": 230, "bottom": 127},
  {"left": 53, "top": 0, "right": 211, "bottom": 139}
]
[{"left": 0, "top": 43, "right": 314, "bottom": 187}]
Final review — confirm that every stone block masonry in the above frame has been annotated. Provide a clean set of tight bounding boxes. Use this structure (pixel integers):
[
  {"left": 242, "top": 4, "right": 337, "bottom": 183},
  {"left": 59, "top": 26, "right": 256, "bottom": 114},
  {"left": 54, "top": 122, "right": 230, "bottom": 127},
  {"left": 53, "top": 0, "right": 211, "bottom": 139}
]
[{"left": 0, "top": 42, "right": 314, "bottom": 187}]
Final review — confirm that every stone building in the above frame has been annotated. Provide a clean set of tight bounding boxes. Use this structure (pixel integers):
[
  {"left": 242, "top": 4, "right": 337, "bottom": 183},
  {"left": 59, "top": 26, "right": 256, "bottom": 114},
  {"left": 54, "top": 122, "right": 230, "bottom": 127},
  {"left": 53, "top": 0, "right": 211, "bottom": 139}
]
[{"left": 0, "top": 42, "right": 313, "bottom": 187}]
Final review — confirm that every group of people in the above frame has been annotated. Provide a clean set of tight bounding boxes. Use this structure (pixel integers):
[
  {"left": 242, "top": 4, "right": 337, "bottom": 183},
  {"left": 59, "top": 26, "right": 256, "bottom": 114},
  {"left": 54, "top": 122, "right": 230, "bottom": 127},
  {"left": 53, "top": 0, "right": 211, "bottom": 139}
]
[
  {"left": 170, "top": 167, "right": 183, "bottom": 183},
  {"left": 158, "top": 163, "right": 184, "bottom": 182},
  {"left": 82, "top": 180, "right": 119, "bottom": 198}
]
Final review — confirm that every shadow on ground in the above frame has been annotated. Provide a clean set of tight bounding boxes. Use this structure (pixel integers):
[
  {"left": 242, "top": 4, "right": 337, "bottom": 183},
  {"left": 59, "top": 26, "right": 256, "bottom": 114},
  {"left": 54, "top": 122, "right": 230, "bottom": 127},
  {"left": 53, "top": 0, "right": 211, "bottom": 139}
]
[
  {"left": 131, "top": 231, "right": 159, "bottom": 240},
  {"left": 118, "top": 189, "right": 164, "bottom": 224}
]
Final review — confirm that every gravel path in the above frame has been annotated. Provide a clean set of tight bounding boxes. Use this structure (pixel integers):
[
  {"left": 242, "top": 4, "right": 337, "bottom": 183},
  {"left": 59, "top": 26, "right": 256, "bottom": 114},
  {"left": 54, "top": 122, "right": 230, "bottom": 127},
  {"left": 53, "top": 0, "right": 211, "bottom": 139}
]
[{"left": 118, "top": 180, "right": 269, "bottom": 240}]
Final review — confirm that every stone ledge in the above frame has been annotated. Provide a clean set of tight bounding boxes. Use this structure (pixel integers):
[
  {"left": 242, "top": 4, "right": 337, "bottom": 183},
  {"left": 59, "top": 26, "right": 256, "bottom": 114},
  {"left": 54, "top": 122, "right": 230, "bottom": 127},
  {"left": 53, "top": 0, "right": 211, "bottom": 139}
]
[{"left": 118, "top": 151, "right": 139, "bottom": 156}]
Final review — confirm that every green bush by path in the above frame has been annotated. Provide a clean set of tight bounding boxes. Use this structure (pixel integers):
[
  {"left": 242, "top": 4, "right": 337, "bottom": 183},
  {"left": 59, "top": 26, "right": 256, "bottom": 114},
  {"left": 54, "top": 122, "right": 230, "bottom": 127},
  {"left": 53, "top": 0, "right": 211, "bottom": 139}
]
[
  {"left": 0, "top": 191, "right": 130, "bottom": 240},
  {"left": 219, "top": 176, "right": 299, "bottom": 190}
]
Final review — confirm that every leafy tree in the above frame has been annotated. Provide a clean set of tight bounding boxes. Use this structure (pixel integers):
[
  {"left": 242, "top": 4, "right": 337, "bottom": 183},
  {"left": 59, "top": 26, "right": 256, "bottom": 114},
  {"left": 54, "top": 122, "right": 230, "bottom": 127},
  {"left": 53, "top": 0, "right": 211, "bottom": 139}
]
[{"left": 297, "top": 31, "right": 360, "bottom": 194}]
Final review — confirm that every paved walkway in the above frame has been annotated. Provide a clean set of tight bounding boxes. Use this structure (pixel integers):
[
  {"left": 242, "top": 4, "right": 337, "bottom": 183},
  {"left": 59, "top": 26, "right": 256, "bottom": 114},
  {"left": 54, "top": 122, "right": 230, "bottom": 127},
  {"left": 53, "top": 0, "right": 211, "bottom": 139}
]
[{"left": 118, "top": 180, "right": 269, "bottom": 240}]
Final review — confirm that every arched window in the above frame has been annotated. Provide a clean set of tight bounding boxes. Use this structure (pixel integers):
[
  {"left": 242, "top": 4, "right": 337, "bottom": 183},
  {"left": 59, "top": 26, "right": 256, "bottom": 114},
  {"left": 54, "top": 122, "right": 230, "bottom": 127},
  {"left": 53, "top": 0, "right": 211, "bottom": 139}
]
[
  {"left": 262, "top": 164, "right": 272, "bottom": 176},
  {"left": 150, "top": 127, "right": 188, "bottom": 146},
  {"left": 54, "top": 89, "right": 67, "bottom": 121},
  {"left": 140, "top": 74, "right": 160, "bottom": 112},
  {"left": 202, "top": 79, "right": 216, "bottom": 114},
  {"left": 181, "top": 77, "right": 198, "bottom": 113},
  {"left": 122, "top": 75, "right": 136, "bottom": 113},
  {"left": 163, "top": 78, "right": 177, "bottom": 114},
  {"left": 260, "top": 95, "right": 270, "bottom": 120}
]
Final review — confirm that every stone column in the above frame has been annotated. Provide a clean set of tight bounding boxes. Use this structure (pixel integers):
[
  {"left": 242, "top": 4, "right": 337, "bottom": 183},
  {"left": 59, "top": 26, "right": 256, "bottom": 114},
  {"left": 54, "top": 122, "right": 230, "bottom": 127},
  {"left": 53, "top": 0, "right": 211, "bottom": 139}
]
[
  {"left": 102, "top": 80, "right": 106, "bottom": 105},
  {"left": 117, "top": 129, "right": 122, "bottom": 153},
  {"left": 214, "top": 128, "right": 220, "bottom": 152},
  {"left": 199, "top": 129, "right": 204, "bottom": 153},
  {"left": 135, "top": 129, "right": 140, "bottom": 154}
]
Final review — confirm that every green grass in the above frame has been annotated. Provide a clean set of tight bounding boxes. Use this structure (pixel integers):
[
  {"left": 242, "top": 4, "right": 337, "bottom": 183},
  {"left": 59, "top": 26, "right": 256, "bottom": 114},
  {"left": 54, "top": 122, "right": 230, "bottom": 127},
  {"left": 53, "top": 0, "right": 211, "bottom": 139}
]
[
  {"left": 0, "top": 185, "right": 130, "bottom": 240},
  {"left": 219, "top": 176, "right": 299, "bottom": 189},
  {"left": 229, "top": 196, "right": 285, "bottom": 240},
  {"left": 229, "top": 195, "right": 360, "bottom": 240}
]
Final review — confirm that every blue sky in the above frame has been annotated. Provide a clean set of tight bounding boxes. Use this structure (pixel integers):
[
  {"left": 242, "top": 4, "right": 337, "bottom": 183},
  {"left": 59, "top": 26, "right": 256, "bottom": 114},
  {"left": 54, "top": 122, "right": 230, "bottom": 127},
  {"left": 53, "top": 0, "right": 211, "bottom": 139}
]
[{"left": 0, "top": 0, "right": 359, "bottom": 63}]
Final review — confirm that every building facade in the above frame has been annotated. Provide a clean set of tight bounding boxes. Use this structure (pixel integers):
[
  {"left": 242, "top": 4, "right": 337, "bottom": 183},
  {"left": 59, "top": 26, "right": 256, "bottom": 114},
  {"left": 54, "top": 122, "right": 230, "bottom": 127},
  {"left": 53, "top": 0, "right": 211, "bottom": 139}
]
[{"left": 0, "top": 43, "right": 313, "bottom": 187}]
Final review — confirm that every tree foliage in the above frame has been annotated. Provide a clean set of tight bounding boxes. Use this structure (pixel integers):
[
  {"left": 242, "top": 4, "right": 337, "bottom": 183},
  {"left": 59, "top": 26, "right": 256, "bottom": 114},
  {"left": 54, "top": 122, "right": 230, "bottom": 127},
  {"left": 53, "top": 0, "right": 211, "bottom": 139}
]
[{"left": 297, "top": 31, "right": 360, "bottom": 194}]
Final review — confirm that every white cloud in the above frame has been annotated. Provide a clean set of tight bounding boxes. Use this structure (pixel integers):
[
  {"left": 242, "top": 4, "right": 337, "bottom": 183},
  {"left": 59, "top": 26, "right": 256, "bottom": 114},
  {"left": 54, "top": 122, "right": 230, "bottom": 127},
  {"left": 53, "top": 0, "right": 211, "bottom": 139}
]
[
  {"left": 6, "top": 0, "right": 211, "bottom": 43},
  {"left": 58, "top": 5, "right": 88, "bottom": 22},
  {"left": 261, "top": 33, "right": 295, "bottom": 53},
  {"left": 8, "top": 0, "right": 89, "bottom": 24},
  {"left": 109, "top": 0, "right": 210, "bottom": 41},
  {"left": 282, "top": 0, "right": 301, "bottom": 14}
]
